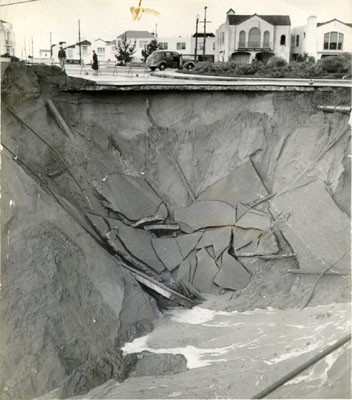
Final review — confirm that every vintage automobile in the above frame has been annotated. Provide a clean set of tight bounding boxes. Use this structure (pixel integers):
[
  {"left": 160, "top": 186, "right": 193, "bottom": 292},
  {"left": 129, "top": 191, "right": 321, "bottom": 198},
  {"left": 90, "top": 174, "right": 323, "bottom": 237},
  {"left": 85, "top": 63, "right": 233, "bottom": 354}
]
[{"left": 146, "top": 50, "right": 196, "bottom": 71}]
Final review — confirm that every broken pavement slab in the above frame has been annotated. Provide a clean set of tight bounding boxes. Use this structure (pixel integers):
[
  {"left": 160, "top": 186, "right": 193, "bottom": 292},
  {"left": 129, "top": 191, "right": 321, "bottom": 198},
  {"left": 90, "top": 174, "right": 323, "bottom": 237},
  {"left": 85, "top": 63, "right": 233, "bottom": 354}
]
[
  {"left": 152, "top": 237, "right": 184, "bottom": 272},
  {"left": 176, "top": 232, "right": 203, "bottom": 259},
  {"left": 197, "top": 159, "right": 268, "bottom": 207},
  {"left": 145, "top": 224, "right": 180, "bottom": 234},
  {"left": 196, "top": 227, "right": 232, "bottom": 259},
  {"left": 213, "top": 251, "right": 251, "bottom": 291},
  {"left": 86, "top": 213, "right": 111, "bottom": 236},
  {"left": 270, "top": 180, "right": 351, "bottom": 272},
  {"left": 114, "top": 221, "right": 166, "bottom": 273},
  {"left": 193, "top": 249, "right": 222, "bottom": 294},
  {"left": 177, "top": 251, "right": 198, "bottom": 283},
  {"left": 174, "top": 200, "right": 237, "bottom": 232},
  {"left": 232, "top": 227, "right": 279, "bottom": 256},
  {"left": 235, "top": 208, "right": 271, "bottom": 231},
  {"left": 100, "top": 172, "right": 168, "bottom": 221}
]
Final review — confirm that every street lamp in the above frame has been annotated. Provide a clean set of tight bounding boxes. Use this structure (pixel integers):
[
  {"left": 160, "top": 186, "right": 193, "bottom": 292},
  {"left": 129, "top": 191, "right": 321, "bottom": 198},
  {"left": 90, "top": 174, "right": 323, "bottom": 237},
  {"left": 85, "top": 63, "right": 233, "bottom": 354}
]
[{"left": 194, "top": 13, "right": 199, "bottom": 60}]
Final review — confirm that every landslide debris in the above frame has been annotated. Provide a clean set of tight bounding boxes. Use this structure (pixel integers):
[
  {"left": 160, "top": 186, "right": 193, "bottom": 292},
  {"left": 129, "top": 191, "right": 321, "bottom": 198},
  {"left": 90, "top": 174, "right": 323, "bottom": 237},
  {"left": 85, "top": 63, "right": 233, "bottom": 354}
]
[{"left": 1, "top": 63, "right": 350, "bottom": 399}]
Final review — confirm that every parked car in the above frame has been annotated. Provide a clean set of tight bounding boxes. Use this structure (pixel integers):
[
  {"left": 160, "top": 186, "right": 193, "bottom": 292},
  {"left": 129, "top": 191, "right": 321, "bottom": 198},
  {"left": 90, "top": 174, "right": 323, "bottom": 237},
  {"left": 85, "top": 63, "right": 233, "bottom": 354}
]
[{"left": 146, "top": 50, "right": 196, "bottom": 71}]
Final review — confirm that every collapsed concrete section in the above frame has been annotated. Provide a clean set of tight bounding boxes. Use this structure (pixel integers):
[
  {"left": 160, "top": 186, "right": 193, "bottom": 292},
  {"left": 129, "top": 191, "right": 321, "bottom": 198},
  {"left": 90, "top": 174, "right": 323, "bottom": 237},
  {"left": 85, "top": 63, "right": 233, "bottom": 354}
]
[{"left": 1, "top": 64, "right": 350, "bottom": 399}]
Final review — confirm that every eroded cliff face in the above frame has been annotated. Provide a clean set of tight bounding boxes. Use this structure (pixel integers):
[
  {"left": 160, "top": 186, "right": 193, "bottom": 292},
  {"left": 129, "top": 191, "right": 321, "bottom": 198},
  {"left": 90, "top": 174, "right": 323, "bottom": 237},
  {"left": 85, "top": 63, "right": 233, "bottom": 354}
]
[{"left": 1, "top": 63, "right": 350, "bottom": 399}]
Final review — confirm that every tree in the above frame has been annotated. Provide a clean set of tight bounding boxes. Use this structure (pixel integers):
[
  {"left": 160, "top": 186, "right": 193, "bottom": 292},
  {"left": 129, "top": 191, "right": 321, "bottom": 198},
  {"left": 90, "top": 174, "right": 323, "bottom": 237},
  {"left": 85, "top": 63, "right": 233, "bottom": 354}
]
[
  {"left": 141, "top": 39, "right": 159, "bottom": 62},
  {"left": 115, "top": 35, "right": 136, "bottom": 65}
]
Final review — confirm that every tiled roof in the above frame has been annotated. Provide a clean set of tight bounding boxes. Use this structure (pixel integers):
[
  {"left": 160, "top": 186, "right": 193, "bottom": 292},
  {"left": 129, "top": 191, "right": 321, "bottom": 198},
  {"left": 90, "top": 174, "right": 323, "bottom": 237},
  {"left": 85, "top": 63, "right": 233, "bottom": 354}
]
[
  {"left": 193, "top": 33, "right": 215, "bottom": 38},
  {"left": 117, "top": 30, "right": 154, "bottom": 39},
  {"left": 228, "top": 14, "right": 291, "bottom": 26},
  {"left": 77, "top": 40, "right": 92, "bottom": 45},
  {"left": 317, "top": 18, "right": 352, "bottom": 28}
]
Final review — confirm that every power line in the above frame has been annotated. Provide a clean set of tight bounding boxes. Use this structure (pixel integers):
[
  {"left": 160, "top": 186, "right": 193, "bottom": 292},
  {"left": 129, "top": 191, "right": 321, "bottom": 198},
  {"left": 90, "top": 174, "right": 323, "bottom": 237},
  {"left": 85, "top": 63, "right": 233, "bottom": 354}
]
[{"left": 0, "top": 0, "right": 39, "bottom": 7}]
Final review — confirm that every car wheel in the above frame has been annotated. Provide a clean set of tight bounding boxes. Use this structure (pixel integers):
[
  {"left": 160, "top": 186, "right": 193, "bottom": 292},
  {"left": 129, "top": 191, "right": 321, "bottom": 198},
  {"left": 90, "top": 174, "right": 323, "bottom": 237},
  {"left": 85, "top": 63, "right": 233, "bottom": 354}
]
[
  {"left": 159, "top": 63, "right": 167, "bottom": 71},
  {"left": 150, "top": 67, "right": 156, "bottom": 71},
  {"left": 187, "top": 63, "right": 194, "bottom": 70}
]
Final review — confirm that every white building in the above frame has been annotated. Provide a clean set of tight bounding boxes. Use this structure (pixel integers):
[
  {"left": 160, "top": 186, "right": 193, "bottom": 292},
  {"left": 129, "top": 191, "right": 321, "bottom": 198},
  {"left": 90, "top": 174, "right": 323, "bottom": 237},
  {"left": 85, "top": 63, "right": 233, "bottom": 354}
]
[
  {"left": 0, "top": 19, "right": 15, "bottom": 56},
  {"left": 215, "top": 9, "right": 291, "bottom": 63},
  {"left": 64, "top": 40, "right": 92, "bottom": 64},
  {"left": 291, "top": 17, "right": 352, "bottom": 60},
  {"left": 117, "top": 30, "right": 155, "bottom": 62},
  {"left": 157, "top": 36, "right": 192, "bottom": 55},
  {"left": 191, "top": 33, "right": 216, "bottom": 61}
]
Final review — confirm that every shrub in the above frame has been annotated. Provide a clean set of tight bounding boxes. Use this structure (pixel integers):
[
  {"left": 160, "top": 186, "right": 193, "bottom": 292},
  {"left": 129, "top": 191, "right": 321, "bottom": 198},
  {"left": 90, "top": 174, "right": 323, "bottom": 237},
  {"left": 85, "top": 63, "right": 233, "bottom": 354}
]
[
  {"left": 319, "top": 55, "right": 350, "bottom": 73},
  {"left": 267, "top": 56, "right": 287, "bottom": 68}
]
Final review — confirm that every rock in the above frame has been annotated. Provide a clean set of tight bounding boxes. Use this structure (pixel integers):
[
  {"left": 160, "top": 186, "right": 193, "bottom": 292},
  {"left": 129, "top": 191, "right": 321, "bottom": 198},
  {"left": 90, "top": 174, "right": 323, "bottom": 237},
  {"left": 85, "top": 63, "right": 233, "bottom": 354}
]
[
  {"left": 196, "top": 227, "right": 232, "bottom": 258},
  {"left": 100, "top": 172, "right": 167, "bottom": 221},
  {"left": 233, "top": 227, "right": 279, "bottom": 256},
  {"left": 193, "top": 249, "right": 221, "bottom": 294},
  {"left": 270, "top": 180, "right": 350, "bottom": 272},
  {"left": 213, "top": 251, "right": 251, "bottom": 290},
  {"left": 174, "top": 200, "right": 237, "bottom": 232},
  {"left": 128, "top": 352, "right": 187, "bottom": 377},
  {"left": 235, "top": 209, "right": 271, "bottom": 231},
  {"left": 152, "top": 238, "right": 184, "bottom": 272},
  {"left": 114, "top": 221, "right": 166, "bottom": 273},
  {"left": 176, "top": 232, "right": 203, "bottom": 258},
  {"left": 197, "top": 159, "right": 268, "bottom": 207}
]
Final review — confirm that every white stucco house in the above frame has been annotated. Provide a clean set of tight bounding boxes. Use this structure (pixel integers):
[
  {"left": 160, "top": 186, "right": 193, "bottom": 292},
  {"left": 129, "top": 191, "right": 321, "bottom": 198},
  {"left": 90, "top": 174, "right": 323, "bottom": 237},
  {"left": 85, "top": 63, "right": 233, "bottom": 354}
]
[
  {"left": 215, "top": 9, "right": 291, "bottom": 63},
  {"left": 0, "top": 19, "right": 15, "bottom": 56},
  {"left": 157, "top": 36, "right": 192, "bottom": 55},
  {"left": 64, "top": 40, "right": 92, "bottom": 64},
  {"left": 191, "top": 33, "right": 216, "bottom": 61},
  {"left": 291, "top": 16, "right": 352, "bottom": 60}
]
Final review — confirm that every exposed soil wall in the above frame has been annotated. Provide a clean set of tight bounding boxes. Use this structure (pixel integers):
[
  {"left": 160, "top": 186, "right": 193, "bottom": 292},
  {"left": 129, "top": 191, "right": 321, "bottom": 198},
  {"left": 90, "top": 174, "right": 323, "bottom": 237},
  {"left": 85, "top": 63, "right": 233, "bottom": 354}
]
[{"left": 1, "top": 63, "right": 350, "bottom": 399}]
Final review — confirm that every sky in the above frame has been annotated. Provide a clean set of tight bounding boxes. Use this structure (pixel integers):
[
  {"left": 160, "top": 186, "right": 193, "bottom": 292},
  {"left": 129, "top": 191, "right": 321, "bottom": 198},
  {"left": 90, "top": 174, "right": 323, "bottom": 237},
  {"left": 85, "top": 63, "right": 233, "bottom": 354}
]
[{"left": 1, "top": 0, "right": 352, "bottom": 57}]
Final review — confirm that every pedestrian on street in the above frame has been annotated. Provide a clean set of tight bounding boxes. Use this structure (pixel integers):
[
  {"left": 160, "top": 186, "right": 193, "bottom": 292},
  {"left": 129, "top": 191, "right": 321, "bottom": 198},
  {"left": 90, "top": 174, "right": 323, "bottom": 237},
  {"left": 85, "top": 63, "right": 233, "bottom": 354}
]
[
  {"left": 92, "top": 50, "right": 99, "bottom": 74},
  {"left": 58, "top": 46, "right": 66, "bottom": 71}
]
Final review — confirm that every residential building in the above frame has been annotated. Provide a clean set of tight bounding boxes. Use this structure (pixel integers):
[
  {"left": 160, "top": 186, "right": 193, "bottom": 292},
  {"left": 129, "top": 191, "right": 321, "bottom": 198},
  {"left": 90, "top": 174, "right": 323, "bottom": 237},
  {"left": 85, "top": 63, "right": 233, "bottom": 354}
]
[
  {"left": 291, "top": 16, "right": 352, "bottom": 60},
  {"left": 0, "top": 19, "right": 15, "bottom": 56},
  {"left": 215, "top": 9, "right": 291, "bottom": 63},
  {"left": 92, "top": 38, "right": 117, "bottom": 62},
  {"left": 64, "top": 40, "right": 92, "bottom": 64},
  {"left": 117, "top": 30, "right": 155, "bottom": 61},
  {"left": 156, "top": 36, "right": 192, "bottom": 55},
  {"left": 191, "top": 33, "right": 216, "bottom": 61}
]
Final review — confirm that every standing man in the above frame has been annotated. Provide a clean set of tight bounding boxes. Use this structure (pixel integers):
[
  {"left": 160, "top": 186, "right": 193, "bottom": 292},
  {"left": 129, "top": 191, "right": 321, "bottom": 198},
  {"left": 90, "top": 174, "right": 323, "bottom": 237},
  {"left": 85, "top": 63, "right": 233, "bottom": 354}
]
[
  {"left": 58, "top": 46, "right": 66, "bottom": 71},
  {"left": 92, "top": 50, "right": 99, "bottom": 74}
]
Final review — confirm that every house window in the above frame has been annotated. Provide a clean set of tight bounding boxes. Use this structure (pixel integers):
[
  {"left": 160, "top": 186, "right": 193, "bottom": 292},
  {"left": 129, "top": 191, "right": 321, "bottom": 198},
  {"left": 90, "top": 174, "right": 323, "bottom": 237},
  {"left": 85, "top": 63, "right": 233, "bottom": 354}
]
[
  {"left": 139, "top": 40, "right": 148, "bottom": 48},
  {"left": 280, "top": 34, "right": 286, "bottom": 45},
  {"left": 239, "top": 30, "right": 246, "bottom": 47},
  {"left": 263, "top": 31, "right": 270, "bottom": 47},
  {"left": 304, "top": 32, "right": 306, "bottom": 39},
  {"left": 248, "top": 27, "right": 260, "bottom": 47},
  {"left": 176, "top": 42, "right": 186, "bottom": 50},
  {"left": 213, "top": 42, "right": 215, "bottom": 50},
  {"left": 159, "top": 42, "right": 168, "bottom": 50},
  {"left": 197, "top": 41, "right": 204, "bottom": 50},
  {"left": 97, "top": 47, "right": 105, "bottom": 54},
  {"left": 324, "top": 32, "right": 344, "bottom": 50},
  {"left": 295, "top": 35, "right": 299, "bottom": 46},
  {"left": 220, "top": 32, "right": 225, "bottom": 45},
  {"left": 82, "top": 45, "right": 88, "bottom": 54}
]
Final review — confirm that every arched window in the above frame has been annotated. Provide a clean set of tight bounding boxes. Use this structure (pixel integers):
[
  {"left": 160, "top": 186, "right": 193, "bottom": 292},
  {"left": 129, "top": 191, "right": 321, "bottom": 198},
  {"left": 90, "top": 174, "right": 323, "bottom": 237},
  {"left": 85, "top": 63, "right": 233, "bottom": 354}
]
[
  {"left": 239, "top": 30, "right": 246, "bottom": 47},
  {"left": 263, "top": 31, "right": 270, "bottom": 47},
  {"left": 248, "top": 27, "right": 260, "bottom": 47},
  {"left": 280, "top": 34, "right": 286, "bottom": 45},
  {"left": 324, "top": 32, "right": 344, "bottom": 50}
]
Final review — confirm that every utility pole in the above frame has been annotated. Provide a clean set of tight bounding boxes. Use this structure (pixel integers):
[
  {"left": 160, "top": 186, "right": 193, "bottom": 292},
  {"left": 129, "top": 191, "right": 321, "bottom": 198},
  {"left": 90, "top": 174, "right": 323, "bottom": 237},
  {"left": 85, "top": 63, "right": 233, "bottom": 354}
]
[
  {"left": 198, "top": 7, "right": 211, "bottom": 60},
  {"left": 50, "top": 32, "right": 52, "bottom": 55},
  {"left": 194, "top": 14, "right": 199, "bottom": 60},
  {"left": 203, "top": 6, "right": 207, "bottom": 58},
  {"left": 78, "top": 19, "right": 82, "bottom": 65},
  {"left": 155, "top": 23, "right": 158, "bottom": 38},
  {"left": 31, "top": 35, "right": 34, "bottom": 58}
]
